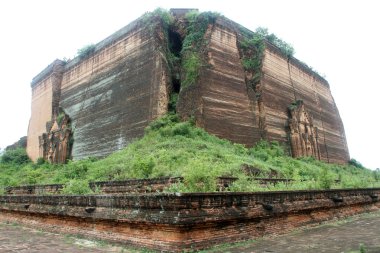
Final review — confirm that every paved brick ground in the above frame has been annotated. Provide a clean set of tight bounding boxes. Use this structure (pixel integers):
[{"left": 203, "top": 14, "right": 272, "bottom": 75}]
[
  {"left": 0, "top": 211, "right": 379, "bottom": 252},
  {"left": 203, "top": 211, "right": 380, "bottom": 253},
  {"left": 0, "top": 223, "right": 127, "bottom": 253}
]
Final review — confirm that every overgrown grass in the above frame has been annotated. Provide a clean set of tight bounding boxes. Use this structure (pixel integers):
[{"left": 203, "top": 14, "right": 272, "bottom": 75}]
[{"left": 0, "top": 114, "right": 379, "bottom": 194}]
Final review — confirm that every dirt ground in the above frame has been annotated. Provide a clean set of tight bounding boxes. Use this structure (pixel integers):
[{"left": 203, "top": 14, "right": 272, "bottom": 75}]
[{"left": 1, "top": 211, "right": 379, "bottom": 253}]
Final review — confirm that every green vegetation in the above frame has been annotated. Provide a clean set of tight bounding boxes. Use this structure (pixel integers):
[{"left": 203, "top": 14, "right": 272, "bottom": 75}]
[
  {"left": 0, "top": 114, "right": 379, "bottom": 194},
  {"left": 142, "top": 7, "right": 174, "bottom": 30},
  {"left": 255, "top": 27, "right": 295, "bottom": 57},
  {"left": 239, "top": 27, "right": 295, "bottom": 90},
  {"left": 288, "top": 99, "right": 303, "bottom": 110},
  {"left": 181, "top": 52, "right": 202, "bottom": 88},
  {"left": 1, "top": 148, "right": 30, "bottom": 165},
  {"left": 56, "top": 111, "right": 65, "bottom": 125},
  {"left": 4, "top": 136, "right": 27, "bottom": 150},
  {"left": 141, "top": 8, "right": 178, "bottom": 70},
  {"left": 239, "top": 29, "right": 266, "bottom": 89},
  {"left": 168, "top": 93, "right": 178, "bottom": 113},
  {"left": 141, "top": 8, "right": 181, "bottom": 110},
  {"left": 349, "top": 158, "right": 365, "bottom": 169},
  {"left": 77, "top": 44, "right": 96, "bottom": 59},
  {"left": 181, "top": 11, "right": 220, "bottom": 89}
]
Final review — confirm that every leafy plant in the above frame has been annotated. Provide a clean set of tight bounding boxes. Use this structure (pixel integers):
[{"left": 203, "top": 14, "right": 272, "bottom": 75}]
[
  {"left": 318, "top": 166, "right": 335, "bottom": 189},
  {"left": 142, "top": 8, "right": 174, "bottom": 30},
  {"left": 131, "top": 157, "right": 155, "bottom": 178},
  {"left": 374, "top": 169, "right": 380, "bottom": 181},
  {"left": 1, "top": 148, "right": 30, "bottom": 165},
  {"left": 255, "top": 27, "right": 294, "bottom": 57},
  {"left": 288, "top": 99, "right": 303, "bottom": 111},
  {"left": 56, "top": 112, "right": 65, "bottom": 125},
  {"left": 77, "top": 44, "right": 96, "bottom": 59},
  {"left": 359, "top": 243, "right": 367, "bottom": 253},
  {"left": 182, "top": 52, "right": 202, "bottom": 88},
  {"left": 61, "top": 179, "right": 93, "bottom": 195},
  {"left": 168, "top": 93, "right": 178, "bottom": 112},
  {"left": 238, "top": 30, "right": 266, "bottom": 89},
  {"left": 180, "top": 11, "right": 220, "bottom": 89},
  {"left": 36, "top": 157, "right": 46, "bottom": 166}
]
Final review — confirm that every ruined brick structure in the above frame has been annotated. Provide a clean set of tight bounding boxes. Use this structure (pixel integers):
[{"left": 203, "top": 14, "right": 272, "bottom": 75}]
[
  {"left": 27, "top": 9, "right": 350, "bottom": 163},
  {"left": 0, "top": 188, "right": 379, "bottom": 251},
  {"left": 38, "top": 111, "right": 72, "bottom": 163},
  {"left": 288, "top": 100, "right": 321, "bottom": 159}
]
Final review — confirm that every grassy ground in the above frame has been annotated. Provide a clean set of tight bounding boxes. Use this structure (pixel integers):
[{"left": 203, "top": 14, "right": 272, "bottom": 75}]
[{"left": 1, "top": 114, "right": 379, "bottom": 194}]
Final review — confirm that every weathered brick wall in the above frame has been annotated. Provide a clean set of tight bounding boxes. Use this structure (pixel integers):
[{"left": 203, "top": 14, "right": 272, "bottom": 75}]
[
  {"left": 4, "top": 178, "right": 182, "bottom": 195},
  {"left": 27, "top": 18, "right": 170, "bottom": 161},
  {"left": 27, "top": 12, "right": 349, "bottom": 164},
  {"left": 178, "top": 17, "right": 349, "bottom": 164},
  {"left": 27, "top": 60, "right": 65, "bottom": 161},
  {"left": 261, "top": 43, "right": 350, "bottom": 163},
  {"left": 5, "top": 184, "right": 63, "bottom": 195},
  {"left": 89, "top": 177, "right": 183, "bottom": 194},
  {"left": 59, "top": 22, "right": 169, "bottom": 159},
  {"left": 4, "top": 177, "right": 294, "bottom": 195},
  {"left": 0, "top": 189, "right": 379, "bottom": 251},
  {"left": 196, "top": 23, "right": 259, "bottom": 146}
]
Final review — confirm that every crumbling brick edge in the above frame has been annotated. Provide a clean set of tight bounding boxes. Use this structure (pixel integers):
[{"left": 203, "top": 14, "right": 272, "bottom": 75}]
[{"left": 0, "top": 188, "right": 379, "bottom": 252}]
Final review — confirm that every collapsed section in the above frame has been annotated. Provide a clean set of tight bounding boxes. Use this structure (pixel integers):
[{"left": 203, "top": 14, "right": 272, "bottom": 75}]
[{"left": 39, "top": 110, "right": 72, "bottom": 163}]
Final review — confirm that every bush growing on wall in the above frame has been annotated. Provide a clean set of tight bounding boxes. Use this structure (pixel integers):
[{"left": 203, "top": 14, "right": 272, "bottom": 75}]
[
  {"left": 61, "top": 179, "right": 93, "bottom": 195},
  {"left": 181, "top": 11, "right": 220, "bottom": 89},
  {"left": 255, "top": 27, "right": 295, "bottom": 57},
  {"left": 318, "top": 166, "right": 335, "bottom": 189},
  {"left": 77, "top": 44, "right": 96, "bottom": 59}
]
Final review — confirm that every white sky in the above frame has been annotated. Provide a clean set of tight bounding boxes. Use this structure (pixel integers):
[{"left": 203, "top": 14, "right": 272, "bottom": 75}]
[{"left": 0, "top": 0, "right": 379, "bottom": 169}]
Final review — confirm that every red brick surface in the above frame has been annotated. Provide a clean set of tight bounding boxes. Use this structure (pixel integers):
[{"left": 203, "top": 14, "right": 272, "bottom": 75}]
[{"left": 0, "top": 189, "right": 379, "bottom": 252}]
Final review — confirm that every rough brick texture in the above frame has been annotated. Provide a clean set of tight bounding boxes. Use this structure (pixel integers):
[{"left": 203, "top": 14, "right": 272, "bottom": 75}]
[
  {"left": 27, "top": 11, "right": 349, "bottom": 164},
  {"left": 4, "top": 177, "right": 292, "bottom": 195},
  {"left": 0, "top": 189, "right": 379, "bottom": 252},
  {"left": 27, "top": 18, "right": 170, "bottom": 161}
]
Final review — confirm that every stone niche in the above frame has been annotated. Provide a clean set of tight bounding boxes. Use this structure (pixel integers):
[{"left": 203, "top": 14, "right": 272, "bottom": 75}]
[
  {"left": 39, "top": 111, "right": 72, "bottom": 163},
  {"left": 288, "top": 100, "right": 320, "bottom": 159}
]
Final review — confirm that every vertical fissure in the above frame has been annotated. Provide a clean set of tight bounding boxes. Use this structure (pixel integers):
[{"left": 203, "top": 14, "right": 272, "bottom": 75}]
[{"left": 167, "top": 28, "right": 183, "bottom": 113}]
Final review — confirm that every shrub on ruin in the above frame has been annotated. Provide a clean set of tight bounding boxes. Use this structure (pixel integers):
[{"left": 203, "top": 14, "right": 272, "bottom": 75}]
[
  {"left": 318, "top": 166, "right": 335, "bottom": 189},
  {"left": 61, "top": 179, "right": 93, "bottom": 195},
  {"left": 77, "top": 44, "right": 96, "bottom": 59}
]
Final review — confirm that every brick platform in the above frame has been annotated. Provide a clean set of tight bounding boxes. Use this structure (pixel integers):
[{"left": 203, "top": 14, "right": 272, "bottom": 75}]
[{"left": 0, "top": 189, "right": 379, "bottom": 252}]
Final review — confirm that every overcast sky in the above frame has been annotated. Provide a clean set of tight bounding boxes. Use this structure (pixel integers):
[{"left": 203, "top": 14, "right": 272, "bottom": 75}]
[{"left": 0, "top": 0, "right": 378, "bottom": 169}]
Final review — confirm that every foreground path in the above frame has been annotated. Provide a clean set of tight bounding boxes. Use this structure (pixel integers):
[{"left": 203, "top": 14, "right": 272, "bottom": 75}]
[
  {"left": 0, "top": 223, "right": 127, "bottom": 253},
  {"left": 1, "top": 211, "right": 379, "bottom": 253},
  {"left": 204, "top": 211, "right": 380, "bottom": 253}
]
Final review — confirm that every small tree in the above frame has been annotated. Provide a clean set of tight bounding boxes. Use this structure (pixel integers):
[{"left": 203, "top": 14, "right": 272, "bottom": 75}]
[
  {"left": 1, "top": 148, "right": 30, "bottom": 165},
  {"left": 374, "top": 168, "right": 380, "bottom": 181},
  {"left": 318, "top": 167, "right": 334, "bottom": 189}
]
